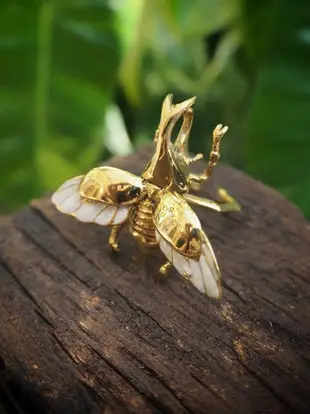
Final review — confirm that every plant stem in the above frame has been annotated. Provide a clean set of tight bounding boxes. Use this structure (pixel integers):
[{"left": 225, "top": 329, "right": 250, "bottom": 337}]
[{"left": 34, "top": 0, "right": 54, "bottom": 195}]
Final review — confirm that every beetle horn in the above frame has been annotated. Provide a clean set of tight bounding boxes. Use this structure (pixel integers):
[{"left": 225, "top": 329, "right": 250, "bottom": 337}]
[{"left": 142, "top": 94, "right": 196, "bottom": 189}]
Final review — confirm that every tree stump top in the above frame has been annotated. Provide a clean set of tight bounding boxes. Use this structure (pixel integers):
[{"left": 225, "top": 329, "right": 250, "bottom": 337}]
[{"left": 0, "top": 145, "right": 310, "bottom": 414}]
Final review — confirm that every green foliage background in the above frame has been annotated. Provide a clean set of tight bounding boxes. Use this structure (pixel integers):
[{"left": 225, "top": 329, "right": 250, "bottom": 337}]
[{"left": 1, "top": 0, "right": 309, "bottom": 217}]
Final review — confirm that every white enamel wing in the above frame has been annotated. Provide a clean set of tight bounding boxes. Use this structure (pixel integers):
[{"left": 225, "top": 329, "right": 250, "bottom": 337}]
[
  {"left": 156, "top": 230, "right": 221, "bottom": 298},
  {"left": 154, "top": 191, "right": 222, "bottom": 299},
  {"left": 51, "top": 175, "right": 135, "bottom": 226}
]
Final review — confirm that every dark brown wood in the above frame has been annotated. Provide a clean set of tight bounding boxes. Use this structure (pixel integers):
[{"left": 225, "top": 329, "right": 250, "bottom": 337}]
[{"left": 0, "top": 145, "right": 310, "bottom": 414}]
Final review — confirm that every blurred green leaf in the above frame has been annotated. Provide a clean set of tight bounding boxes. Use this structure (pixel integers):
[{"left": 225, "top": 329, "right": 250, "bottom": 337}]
[
  {"left": 38, "top": 148, "right": 79, "bottom": 189},
  {"left": 162, "top": 29, "right": 241, "bottom": 95},
  {"left": 161, "top": 0, "right": 239, "bottom": 38},
  {"left": 243, "top": 0, "right": 310, "bottom": 216},
  {"left": 1, "top": 0, "right": 308, "bottom": 219},
  {"left": 0, "top": 0, "right": 119, "bottom": 211},
  {"left": 115, "top": 0, "right": 151, "bottom": 105},
  {"left": 114, "top": 0, "right": 239, "bottom": 105}
]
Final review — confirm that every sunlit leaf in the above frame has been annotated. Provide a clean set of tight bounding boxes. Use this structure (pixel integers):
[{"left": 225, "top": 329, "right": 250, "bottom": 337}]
[
  {"left": 38, "top": 148, "right": 80, "bottom": 190},
  {"left": 105, "top": 105, "right": 133, "bottom": 156},
  {"left": 0, "top": 0, "right": 119, "bottom": 211},
  {"left": 162, "top": 0, "right": 239, "bottom": 38},
  {"left": 114, "top": 0, "right": 151, "bottom": 104},
  {"left": 243, "top": 0, "right": 310, "bottom": 216}
]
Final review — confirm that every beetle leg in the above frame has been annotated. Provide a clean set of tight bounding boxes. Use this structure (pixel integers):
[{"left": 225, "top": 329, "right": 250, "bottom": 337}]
[
  {"left": 159, "top": 261, "right": 173, "bottom": 276},
  {"left": 184, "top": 188, "right": 240, "bottom": 213},
  {"left": 188, "top": 124, "right": 228, "bottom": 191},
  {"left": 109, "top": 225, "right": 123, "bottom": 253}
]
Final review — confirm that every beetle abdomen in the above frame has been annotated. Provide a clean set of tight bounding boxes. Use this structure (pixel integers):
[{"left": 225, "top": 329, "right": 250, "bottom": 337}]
[{"left": 129, "top": 197, "right": 157, "bottom": 246}]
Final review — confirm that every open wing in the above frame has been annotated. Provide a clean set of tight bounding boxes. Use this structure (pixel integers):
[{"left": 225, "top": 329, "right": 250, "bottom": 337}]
[
  {"left": 51, "top": 167, "right": 143, "bottom": 226},
  {"left": 154, "top": 190, "right": 221, "bottom": 299}
]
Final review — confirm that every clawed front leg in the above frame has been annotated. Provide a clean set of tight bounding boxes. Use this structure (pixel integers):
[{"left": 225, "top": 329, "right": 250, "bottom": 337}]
[
  {"left": 189, "top": 124, "right": 228, "bottom": 191},
  {"left": 109, "top": 225, "right": 123, "bottom": 253}
]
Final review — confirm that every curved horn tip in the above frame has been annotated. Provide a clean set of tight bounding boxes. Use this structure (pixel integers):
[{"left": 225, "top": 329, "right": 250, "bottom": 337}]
[
  {"left": 176, "top": 96, "right": 196, "bottom": 113},
  {"left": 186, "top": 96, "right": 196, "bottom": 106},
  {"left": 163, "top": 94, "right": 173, "bottom": 106}
]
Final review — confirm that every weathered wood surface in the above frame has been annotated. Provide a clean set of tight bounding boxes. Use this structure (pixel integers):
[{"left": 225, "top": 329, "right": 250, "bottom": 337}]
[{"left": 0, "top": 145, "right": 310, "bottom": 414}]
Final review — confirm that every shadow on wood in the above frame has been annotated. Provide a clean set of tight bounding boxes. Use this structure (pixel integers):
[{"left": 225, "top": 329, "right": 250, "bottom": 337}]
[{"left": 0, "top": 145, "right": 310, "bottom": 414}]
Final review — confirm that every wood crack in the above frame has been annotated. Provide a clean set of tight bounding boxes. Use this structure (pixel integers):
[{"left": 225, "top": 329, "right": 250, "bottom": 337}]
[
  {"left": 233, "top": 347, "right": 298, "bottom": 413},
  {"left": 30, "top": 205, "right": 103, "bottom": 273},
  {"left": 124, "top": 349, "right": 192, "bottom": 414},
  {"left": 189, "top": 372, "right": 233, "bottom": 412},
  {"left": 115, "top": 289, "right": 173, "bottom": 339},
  {"left": 0, "top": 261, "right": 39, "bottom": 308},
  {"left": 14, "top": 224, "right": 93, "bottom": 289},
  {"left": 76, "top": 333, "right": 162, "bottom": 414}
]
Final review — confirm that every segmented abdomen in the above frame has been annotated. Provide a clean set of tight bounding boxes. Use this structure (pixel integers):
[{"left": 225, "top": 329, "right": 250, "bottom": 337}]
[{"left": 129, "top": 197, "right": 157, "bottom": 246}]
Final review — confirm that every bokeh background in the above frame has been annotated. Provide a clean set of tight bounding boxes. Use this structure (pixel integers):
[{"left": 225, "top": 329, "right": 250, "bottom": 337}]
[{"left": 1, "top": 0, "right": 310, "bottom": 217}]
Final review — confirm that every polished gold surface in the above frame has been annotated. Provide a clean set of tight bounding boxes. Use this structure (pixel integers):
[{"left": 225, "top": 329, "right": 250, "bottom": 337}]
[
  {"left": 80, "top": 166, "right": 144, "bottom": 205},
  {"left": 80, "top": 94, "right": 239, "bottom": 277},
  {"left": 129, "top": 195, "right": 158, "bottom": 246},
  {"left": 153, "top": 190, "right": 202, "bottom": 259},
  {"left": 188, "top": 124, "right": 228, "bottom": 190},
  {"left": 184, "top": 188, "right": 241, "bottom": 212},
  {"left": 141, "top": 94, "right": 196, "bottom": 193},
  {"left": 52, "top": 93, "right": 240, "bottom": 299},
  {"left": 109, "top": 225, "right": 122, "bottom": 252},
  {"left": 159, "top": 261, "right": 173, "bottom": 275}
]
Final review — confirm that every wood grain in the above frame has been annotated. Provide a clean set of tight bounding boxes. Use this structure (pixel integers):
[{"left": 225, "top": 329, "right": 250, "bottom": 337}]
[{"left": 0, "top": 145, "right": 310, "bottom": 414}]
